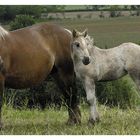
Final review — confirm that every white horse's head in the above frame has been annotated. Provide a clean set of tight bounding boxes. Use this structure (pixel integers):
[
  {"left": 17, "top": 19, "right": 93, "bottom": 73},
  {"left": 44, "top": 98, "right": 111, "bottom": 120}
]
[{"left": 71, "top": 29, "right": 93, "bottom": 65}]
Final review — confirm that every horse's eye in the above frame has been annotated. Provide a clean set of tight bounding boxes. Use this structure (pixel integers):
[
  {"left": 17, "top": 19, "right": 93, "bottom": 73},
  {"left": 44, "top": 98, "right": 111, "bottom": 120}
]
[{"left": 75, "top": 42, "right": 80, "bottom": 48}]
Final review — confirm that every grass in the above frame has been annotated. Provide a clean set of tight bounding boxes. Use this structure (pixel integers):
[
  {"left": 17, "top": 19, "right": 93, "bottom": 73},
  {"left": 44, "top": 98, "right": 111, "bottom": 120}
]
[
  {"left": 46, "top": 16, "right": 140, "bottom": 48},
  {"left": 0, "top": 104, "right": 140, "bottom": 135}
]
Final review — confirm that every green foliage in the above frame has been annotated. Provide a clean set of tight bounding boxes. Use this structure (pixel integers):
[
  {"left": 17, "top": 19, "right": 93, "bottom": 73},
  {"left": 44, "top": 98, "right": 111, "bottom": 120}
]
[
  {"left": 96, "top": 76, "right": 140, "bottom": 109},
  {"left": 0, "top": 6, "right": 6, "bottom": 18},
  {"left": 10, "top": 15, "right": 35, "bottom": 30},
  {"left": 136, "top": 10, "right": 140, "bottom": 16},
  {"left": 85, "top": 5, "right": 104, "bottom": 11},
  {"left": 0, "top": 6, "right": 19, "bottom": 21},
  {"left": 44, "top": 5, "right": 66, "bottom": 12},
  {"left": 109, "top": 6, "right": 122, "bottom": 17},
  {"left": 130, "top": 5, "right": 140, "bottom": 10},
  {"left": 76, "top": 76, "right": 139, "bottom": 109},
  {"left": 0, "top": 5, "right": 43, "bottom": 22},
  {"left": 17, "top": 6, "right": 43, "bottom": 18},
  {"left": 4, "top": 77, "right": 63, "bottom": 110}
]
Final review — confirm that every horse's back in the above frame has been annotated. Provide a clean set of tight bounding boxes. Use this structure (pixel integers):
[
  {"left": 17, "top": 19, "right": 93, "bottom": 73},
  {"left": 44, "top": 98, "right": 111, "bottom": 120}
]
[{"left": 119, "top": 42, "right": 140, "bottom": 73}]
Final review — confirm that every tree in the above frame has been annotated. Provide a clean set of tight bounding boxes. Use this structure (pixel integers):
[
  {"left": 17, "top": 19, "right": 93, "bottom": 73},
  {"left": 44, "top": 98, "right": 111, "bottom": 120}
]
[
  {"left": 0, "top": 6, "right": 19, "bottom": 22},
  {"left": 43, "top": 5, "right": 66, "bottom": 19},
  {"left": 10, "top": 15, "right": 35, "bottom": 30},
  {"left": 85, "top": 5, "right": 101, "bottom": 11},
  {"left": 0, "top": 6, "right": 6, "bottom": 19},
  {"left": 130, "top": 5, "right": 140, "bottom": 10},
  {"left": 44, "top": 5, "right": 66, "bottom": 12},
  {"left": 0, "top": 5, "right": 44, "bottom": 22},
  {"left": 17, "top": 6, "right": 43, "bottom": 18}
]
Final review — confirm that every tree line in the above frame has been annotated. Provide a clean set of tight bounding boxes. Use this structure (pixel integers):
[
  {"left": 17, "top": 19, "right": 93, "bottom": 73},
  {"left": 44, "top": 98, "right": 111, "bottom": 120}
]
[
  {"left": 1, "top": 5, "right": 140, "bottom": 22},
  {"left": 0, "top": 5, "right": 65, "bottom": 22}
]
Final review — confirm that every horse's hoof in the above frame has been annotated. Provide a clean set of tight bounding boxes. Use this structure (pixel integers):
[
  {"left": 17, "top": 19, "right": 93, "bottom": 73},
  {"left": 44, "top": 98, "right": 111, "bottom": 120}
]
[
  {"left": 66, "top": 118, "right": 81, "bottom": 126},
  {"left": 88, "top": 117, "right": 100, "bottom": 126}
]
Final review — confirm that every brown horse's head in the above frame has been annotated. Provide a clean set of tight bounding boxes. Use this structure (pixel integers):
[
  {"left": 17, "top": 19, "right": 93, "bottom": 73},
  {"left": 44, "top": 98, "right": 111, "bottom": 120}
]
[{"left": 71, "top": 29, "right": 91, "bottom": 65}]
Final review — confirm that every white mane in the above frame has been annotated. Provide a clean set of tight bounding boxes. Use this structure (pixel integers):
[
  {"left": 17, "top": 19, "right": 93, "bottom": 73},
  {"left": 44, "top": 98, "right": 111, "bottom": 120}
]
[
  {"left": 85, "top": 35, "right": 94, "bottom": 47},
  {"left": 64, "top": 29, "right": 94, "bottom": 47},
  {"left": 65, "top": 28, "right": 72, "bottom": 35},
  {"left": 0, "top": 26, "right": 9, "bottom": 40}
]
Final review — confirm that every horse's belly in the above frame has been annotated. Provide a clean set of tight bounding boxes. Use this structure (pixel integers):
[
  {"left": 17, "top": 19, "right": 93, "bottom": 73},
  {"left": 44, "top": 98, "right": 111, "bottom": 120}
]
[
  {"left": 5, "top": 73, "right": 46, "bottom": 89},
  {"left": 99, "top": 68, "right": 127, "bottom": 82},
  {"left": 5, "top": 50, "right": 54, "bottom": 89},
  {"left": 5, "top": 63, "right": 52, "bottom": 89}
]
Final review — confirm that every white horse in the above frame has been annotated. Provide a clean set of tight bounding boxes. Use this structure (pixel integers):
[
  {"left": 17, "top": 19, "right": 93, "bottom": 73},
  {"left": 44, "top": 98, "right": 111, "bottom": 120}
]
[{"left": 71, "top": 29, "right": 140, "bottom": 124}]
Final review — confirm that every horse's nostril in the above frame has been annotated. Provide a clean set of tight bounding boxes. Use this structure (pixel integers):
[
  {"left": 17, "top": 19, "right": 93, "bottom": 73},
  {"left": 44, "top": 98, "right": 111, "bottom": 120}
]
[
  {"left": 82, "top": 56, "right": 90, "bottom": 65},
  {"left": 84, "top": 56, "right": 89, "bottom": 62}
]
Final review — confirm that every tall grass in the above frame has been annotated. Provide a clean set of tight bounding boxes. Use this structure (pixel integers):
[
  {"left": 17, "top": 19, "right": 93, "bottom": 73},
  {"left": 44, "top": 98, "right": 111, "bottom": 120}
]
[{"left": 96, "top": 76, "right": 140, "bottom": 109}]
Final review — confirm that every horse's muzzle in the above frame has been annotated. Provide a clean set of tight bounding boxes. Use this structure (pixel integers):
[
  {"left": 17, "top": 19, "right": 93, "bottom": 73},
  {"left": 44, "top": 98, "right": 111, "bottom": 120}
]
[{"left": 82, "top": 56, "right": 90, "bottom": 65}]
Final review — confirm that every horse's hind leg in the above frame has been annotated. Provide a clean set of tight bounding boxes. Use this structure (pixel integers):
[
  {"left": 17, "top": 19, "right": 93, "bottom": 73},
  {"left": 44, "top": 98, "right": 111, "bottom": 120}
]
[
  {"left": 129, "top": 73, "right": 140, "bottom": 93},
  {"left": 52, "top": 66, "right": 81, "bottom": 125}
]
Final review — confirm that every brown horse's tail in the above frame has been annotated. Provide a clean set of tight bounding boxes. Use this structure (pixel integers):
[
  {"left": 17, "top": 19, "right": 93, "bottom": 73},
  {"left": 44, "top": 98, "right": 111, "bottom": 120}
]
[{"left": 0, "top": 56, "right": 4, "bottom": 73}]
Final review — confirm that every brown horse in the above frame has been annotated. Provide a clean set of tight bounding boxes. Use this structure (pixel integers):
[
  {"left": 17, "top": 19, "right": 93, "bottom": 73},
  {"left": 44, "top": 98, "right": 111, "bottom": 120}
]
[{"left": 0, "top": 23, "right": 81, "bottom": 128}]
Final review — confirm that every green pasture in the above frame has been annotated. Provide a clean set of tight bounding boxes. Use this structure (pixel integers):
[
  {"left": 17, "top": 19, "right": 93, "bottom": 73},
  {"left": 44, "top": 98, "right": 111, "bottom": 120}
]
[
  {"left": 50, "top": 16, "right": 140, "bottom": 48},
  {"left": 0, "top": 104, "right": 140, "bottom": 135}
]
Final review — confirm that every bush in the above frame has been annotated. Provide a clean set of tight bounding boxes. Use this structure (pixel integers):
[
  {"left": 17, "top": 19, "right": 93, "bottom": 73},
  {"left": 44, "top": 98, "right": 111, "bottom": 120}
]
[
  {"left": 109, "top": 11, "right": 122, "bottom": 18},
  {"left": 4, "top": 76, "right": 63, "bottom": 110},
  {"left": 10, "top": 15, "right": 35, "bottom": 30},
  {"left": 0, "top": 6, "right": 19, "bottom": 22},
  {"left": 0, "top": 5, "right": 43, "bottom": 22},
  {"left": 96, "top": 76, "right": 139, "bottom": 109},
  {"left": 18, "top": 6, "right": 43, "bottom": 18},
  {"left": 99, "top": 11, "right": 105, "bottom": 18},
  {"left": 136, "top": 10, "right": 140, "bottom": 16},
  {"left": 4, "top": 75, "right": 139, "bottom": 109}
]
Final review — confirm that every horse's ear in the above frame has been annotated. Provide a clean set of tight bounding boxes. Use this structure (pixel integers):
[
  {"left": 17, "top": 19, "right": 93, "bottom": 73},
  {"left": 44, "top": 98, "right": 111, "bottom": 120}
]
[
  {"left": 83, "top": 29, "right": 88, "bottom": 37},
  {"left": 72, "top": 29, "right": 78, "bottom": 38}
]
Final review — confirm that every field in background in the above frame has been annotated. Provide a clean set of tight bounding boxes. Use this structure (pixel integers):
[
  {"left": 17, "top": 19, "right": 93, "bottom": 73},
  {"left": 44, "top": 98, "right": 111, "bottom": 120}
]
[
  {"left": 48, "top": 16, "right": 140, "bottom": 48},
  {"left": 1, "top": 16, "right": 140, "bottom": 135}
]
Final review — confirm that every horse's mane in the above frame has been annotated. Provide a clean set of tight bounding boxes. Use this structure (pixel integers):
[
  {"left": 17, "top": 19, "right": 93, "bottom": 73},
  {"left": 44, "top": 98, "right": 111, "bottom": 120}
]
[
  {"left": 0, "top": 26, "right": 9, "bottom": 40},
  {"left": 85, "top": 35, "right": 94, "bottom": 47}
]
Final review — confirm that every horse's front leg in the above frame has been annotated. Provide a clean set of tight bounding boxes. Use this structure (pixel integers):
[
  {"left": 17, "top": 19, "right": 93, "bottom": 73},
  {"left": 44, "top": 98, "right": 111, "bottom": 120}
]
[
  {"left": 84, "top": 76, "right": 100, "bottom": 125},
  {"left": 52, "top": 70, "right": 81, "bottom": 125}
]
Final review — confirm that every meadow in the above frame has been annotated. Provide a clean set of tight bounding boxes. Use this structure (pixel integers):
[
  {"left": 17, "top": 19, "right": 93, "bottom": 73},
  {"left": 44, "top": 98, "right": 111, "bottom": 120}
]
[
  {"left": 51, "top": 16, "right": 140, "bottom": 48},
  {"left": 0, "top": 104, "right": 140, "bottom": 135},
  {"left": 1, "top": 16, "right": 140, "bottom": 135}
]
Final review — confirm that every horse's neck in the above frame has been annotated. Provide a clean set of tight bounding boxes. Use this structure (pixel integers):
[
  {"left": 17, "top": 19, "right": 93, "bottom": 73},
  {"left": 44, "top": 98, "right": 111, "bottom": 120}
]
[
  {"left": 89, "top": 46, "right": 113, "bottom": 59},
  {"left": 88, "top": 46, "right": 101, "bottom": 60}
]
